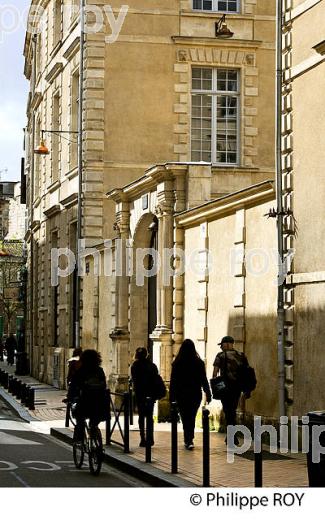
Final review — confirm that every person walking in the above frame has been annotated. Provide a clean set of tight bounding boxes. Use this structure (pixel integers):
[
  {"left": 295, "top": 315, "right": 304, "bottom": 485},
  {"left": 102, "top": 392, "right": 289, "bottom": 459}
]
[
  {"left": 212, "top": 335, "right": 249, "bottom": 445},
  {"left": 170, "top": 339, "right": 211, "bottom": 450},
  {"left": 5, "top": 333, "right": 17, "bottom": 366},
  {"left": 131, "top": 347, "right": 158, "bottom": 447}
]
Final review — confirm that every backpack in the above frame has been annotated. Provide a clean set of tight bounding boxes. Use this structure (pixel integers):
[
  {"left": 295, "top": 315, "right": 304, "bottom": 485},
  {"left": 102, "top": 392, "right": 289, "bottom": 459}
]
[
  {"left": 152, "top": 373, "right": 167, "bottom": 400},
  {"left": 238, "top": 364, "right": 257, "bottom": 394}
]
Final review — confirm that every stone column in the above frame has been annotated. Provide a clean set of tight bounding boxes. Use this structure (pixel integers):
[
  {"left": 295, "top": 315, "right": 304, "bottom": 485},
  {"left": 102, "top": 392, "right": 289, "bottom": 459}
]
[
  {"left": 151, "top": 183, "right": 174, "bottom": 383},
  {"left": 109, "top": 200, "right": 130, "bottom": 392}
]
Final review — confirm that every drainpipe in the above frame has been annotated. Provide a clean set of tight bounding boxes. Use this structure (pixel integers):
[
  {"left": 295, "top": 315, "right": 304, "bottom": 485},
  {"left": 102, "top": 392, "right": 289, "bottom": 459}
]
[
  {"left": 276, "top": 0, "right": 286, "bottom": 420},
  {"left": 29, "top": 33, "right": 37, "bottom": 374},
  {"left": 75, "top": 0, "right": 85, "bottom": 349}
]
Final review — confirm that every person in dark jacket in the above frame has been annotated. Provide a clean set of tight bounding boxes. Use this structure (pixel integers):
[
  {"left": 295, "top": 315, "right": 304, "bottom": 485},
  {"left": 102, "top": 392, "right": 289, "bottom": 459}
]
[
  {"left": 5, "top": 334, "right": 17, "bottom": 366},
  {"left": 131, "top": 347, "right": 158, "bottom": 447},
  {"left": 170, "top": 339, "right": 212, "bottom": 450},
  {"left": 67, "top": 347, "right": 82, "bottom": 386},
  {"left": 212, "top": 335, "right": 249, "bottom": 445},
  {"left": 68, "top": 349, "right": 107, "bottom": 441}
]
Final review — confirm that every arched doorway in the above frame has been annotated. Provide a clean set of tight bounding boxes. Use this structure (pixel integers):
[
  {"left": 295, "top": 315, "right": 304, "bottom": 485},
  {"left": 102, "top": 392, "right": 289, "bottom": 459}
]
[{"left": 129, "top": 213, "right": 158, "bottom": 361}]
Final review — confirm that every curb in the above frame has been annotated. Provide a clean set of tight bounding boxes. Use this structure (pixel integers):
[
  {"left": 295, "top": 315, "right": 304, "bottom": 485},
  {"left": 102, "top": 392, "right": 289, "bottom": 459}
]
[
  {"left": 0, "top": 386, "right": 39, "bottom": 423},
  {"left": 51, "top": 427, "right": 193, "bottom": 488}
]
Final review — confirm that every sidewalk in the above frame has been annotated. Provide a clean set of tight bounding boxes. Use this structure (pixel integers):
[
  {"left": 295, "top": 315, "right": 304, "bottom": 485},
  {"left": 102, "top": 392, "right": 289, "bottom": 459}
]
[{"left": 0, "top": 361, "right": 308, "bottom": 487}]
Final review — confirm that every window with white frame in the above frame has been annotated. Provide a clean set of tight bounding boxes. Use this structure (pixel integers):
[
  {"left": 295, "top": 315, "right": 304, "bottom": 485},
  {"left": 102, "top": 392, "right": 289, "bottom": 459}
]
[
  {"left": 191, "top": 68, "right": 240, "bottom": 165},
  {"left": 193, "top": 0, "right": 239, "bottom": 12}
]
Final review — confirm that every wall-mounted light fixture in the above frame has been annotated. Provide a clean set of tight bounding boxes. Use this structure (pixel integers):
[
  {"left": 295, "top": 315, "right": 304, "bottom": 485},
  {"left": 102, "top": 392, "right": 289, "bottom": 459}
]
[
  {"left": 215, "top": 14, "right": 234, "bottom": 39},
  {"left": 34, "top": 129, "right": 78, "bottom": 155}
]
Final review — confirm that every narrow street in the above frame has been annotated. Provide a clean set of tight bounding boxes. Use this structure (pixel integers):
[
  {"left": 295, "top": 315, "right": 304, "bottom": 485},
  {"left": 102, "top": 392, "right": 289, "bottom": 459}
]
[{"left": 0, "top": 398, "right": 148, "bottom": 487}]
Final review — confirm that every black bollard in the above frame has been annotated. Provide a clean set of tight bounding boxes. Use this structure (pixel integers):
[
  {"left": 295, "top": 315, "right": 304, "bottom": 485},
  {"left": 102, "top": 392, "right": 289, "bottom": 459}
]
[
  {"left": 28, "top": 387, "right": 35, "bottom": 410},
  {"left": 129, "top": 380, "right": 134, "bottom": 426},
  {"left": 145, "top": 397, "right": 153, "bottom": 463},
  {"left": 254, "top": 451, "right": 263, "bottom": 487},
  {"left": 106, "top": 389, "right": 111, "bottom": 446},
  {"left": 21, "top": 383, "right": 28, "bottom": 405},
  {"left": 65, "top": 401, "right": 71, "bottom": 428},
  {"left": 171, "top": 401, "right": 178, "bottom": 474},
  {"left": 202, "top": 407, "right": 210, "bottom": 487},
  {"left": 124, "top": 392, "right": 130, "bottom": 454}
]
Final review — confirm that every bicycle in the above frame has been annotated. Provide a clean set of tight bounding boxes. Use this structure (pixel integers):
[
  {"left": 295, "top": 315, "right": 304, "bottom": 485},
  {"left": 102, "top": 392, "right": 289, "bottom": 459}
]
[{"left": 67, "top": 401, "right": 104, "bottom": 476}]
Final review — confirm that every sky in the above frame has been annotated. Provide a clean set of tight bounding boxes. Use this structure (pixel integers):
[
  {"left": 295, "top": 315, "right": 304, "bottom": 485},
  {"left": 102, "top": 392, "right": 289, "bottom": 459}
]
[{"left": 0, "top": 0, "right": 30, "bottom": 182}]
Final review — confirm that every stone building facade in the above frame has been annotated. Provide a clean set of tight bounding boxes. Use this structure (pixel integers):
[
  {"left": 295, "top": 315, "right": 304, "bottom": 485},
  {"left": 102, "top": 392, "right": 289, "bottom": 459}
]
[
  {"left": 281, "top": 0, "right": 325, "bottom": 417},
  {"left": 24, "top": 1, "right": 276, "bottom": 389}
]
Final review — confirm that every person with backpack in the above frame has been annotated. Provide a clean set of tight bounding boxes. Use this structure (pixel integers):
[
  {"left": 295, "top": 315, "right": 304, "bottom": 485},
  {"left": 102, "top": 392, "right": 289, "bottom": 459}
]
[
  {"left": 131, "top": 347, "right": 161, "bottom": 447},
  {"left": 170, "top": 339, "right": 211, "bottom": 450},
  {"left": 212, "top": 336, "right": 256, "bottom": 445},
  {"left": 68, "top": 349, "right": 107, "bottom": 442}
]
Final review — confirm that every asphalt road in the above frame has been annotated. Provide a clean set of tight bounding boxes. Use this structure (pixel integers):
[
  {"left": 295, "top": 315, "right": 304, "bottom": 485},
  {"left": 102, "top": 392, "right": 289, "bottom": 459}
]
[{"left": 0, "top": 398, "right": 148, "bottom": 487}]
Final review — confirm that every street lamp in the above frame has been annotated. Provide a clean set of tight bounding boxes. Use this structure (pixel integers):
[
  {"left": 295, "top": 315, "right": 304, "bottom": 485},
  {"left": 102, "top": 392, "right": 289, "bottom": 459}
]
[
  {"left": 215, "top": 15, "right": 234, "bottom": 39},
  {"left": 34, "top": 129, "right": 78, "bottom": 155}
]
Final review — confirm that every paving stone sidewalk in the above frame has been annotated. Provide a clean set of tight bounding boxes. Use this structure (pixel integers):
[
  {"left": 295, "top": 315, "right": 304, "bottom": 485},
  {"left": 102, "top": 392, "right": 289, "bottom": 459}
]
[{"left": 0, "top": 361, "right": 308, "bottom": 487}]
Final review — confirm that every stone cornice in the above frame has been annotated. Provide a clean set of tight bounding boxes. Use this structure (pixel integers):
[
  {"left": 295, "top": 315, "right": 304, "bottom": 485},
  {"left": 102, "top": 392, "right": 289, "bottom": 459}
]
[
  {"left": 171, "top": 36, "right": 262, "bottom": 49},
  {"left": 43, "top": 204, "right": 61, "bottom": 218},
  {"left": 107, "top": 163, "right": 188, "bottom": 203},
  {"left": 45, "top": 62, "right": 64, "bottom": 84},
  {"left": 60, "top": 192, "right": 78, "bottom": 208},
  {"left": 63, "top": 37, "right": 80, "bottom": 61},
  {"left": 176, "top": 180, "right": 275, "bottom": 227}
]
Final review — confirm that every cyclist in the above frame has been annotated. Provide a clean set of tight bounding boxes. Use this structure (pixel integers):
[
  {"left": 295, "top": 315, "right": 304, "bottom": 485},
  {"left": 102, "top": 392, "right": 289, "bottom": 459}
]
[{"left": 68, "top": 349, "right": 107, "bottom": 442}]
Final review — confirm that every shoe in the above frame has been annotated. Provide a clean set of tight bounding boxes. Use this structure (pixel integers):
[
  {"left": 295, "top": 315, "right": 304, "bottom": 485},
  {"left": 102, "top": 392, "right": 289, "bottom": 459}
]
[
  {"left": 184, "top": 442, "right": 194, "bottom": 450},
  {"left": 225, "top": 435, "right": 240, "bottom": 446},
  {"left": 139, "top": 439, "right": 154, "bottom": 447}
]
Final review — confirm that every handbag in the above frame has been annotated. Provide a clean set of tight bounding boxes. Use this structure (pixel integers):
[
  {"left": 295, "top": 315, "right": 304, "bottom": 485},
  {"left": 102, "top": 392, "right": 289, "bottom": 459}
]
[
  {"left": 210, "top": 376, "right": 227, "bottom": 400},
  {"left": 210, "top": 351, "right": 228, "bottom": 400},
  {"left": 152, "top": 373, "right": 167, "bottom": 400}
]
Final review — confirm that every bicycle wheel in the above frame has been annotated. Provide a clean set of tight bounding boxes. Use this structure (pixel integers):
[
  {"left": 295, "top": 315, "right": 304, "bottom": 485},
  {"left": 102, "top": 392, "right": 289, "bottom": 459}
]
[
  {"left": 88, "top": 427, "right": 103, "bottom": 476},
  {"left": 73, "top": 441, "right": 84, "bottom": 469}
]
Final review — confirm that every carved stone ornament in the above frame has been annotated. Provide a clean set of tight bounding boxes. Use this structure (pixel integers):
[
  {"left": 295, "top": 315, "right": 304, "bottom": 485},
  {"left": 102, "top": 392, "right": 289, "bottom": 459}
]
[{"left": 177, "top": 50, "right": 188, "bottom": 62}]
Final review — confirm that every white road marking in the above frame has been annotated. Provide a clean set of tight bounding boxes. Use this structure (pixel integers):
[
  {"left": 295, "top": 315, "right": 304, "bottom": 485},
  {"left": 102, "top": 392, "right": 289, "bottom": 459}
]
[
  {"left": 0, "top": 431, "right": 41, "bottom": 445},
  {"left": 21, "top": 461, "right": 61, "bottom": 471},
  {"left": 10, "top": 472, "right": 30, "bottom": 487}
]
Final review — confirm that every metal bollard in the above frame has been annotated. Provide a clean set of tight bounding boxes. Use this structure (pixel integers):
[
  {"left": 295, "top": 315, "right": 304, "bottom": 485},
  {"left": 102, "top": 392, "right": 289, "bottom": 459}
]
[
  {"left": 171, "top": 401, "right": 178, "bottom": 474},
  {"left": 145, "top": 397, "right": 153, "bottom": 463},
  {"left": 129, "top": 380, "right": 134, "bottom": 426},
  {"left": 106, "top": 389, "right": 111, "bottom": 446},
  {"left": 21, "top": 383, "right": 28, "bottom": 405},
  {"left": 8, "top": 375, "right": 13, "bottom": 393},
  {"left": 65, "top": 401, "right": 71, "bottom": 428},
  {"left": 28, "top": 387, "right": 35, "bottom": 410},
  {"left": 124, "top": 392, "right": 130, "bottom": 453},
  {"left": 202, "top": 407, "right": 210, "bottom": 487},
  {"left": 254, "top": 451, "right": 263, "bottom": 487},
  {"left": 3, "top": 372, "right": 9, "bottom": 389}
]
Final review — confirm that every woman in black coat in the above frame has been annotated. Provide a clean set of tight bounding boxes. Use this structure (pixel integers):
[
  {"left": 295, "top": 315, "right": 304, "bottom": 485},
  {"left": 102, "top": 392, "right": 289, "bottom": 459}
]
[
  {"left": 170, "top": 339, "right": 211, "bottom": 450},
  {"left": 131, "top": 347, "right": 158, "bottom": 447}
]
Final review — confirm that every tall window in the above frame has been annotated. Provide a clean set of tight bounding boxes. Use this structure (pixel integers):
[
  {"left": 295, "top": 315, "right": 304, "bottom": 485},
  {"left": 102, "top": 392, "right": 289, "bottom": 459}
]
[
  {"left": 193, "top": 0, "right": 239, "bottom": 12},
  {"left": 70, "top": 71, "right": 79, "bottom": 169},
  {"left": 34, "top": 117, "right": 41, "bottom": 198},
  {"left": 69, "top": 222, "right": 77, "bottom": 347},
  {"left": 191, "top": 68, "right": 240, "bottom": 165},
  {"left": 53, "top": 0, "right": 62, "bottom": 48},
  {"left": 51, "top": 232, "right": 59, "bottom": 347},
  {"left": 52, "top": 92, "right": 60, "bottom": 182}
]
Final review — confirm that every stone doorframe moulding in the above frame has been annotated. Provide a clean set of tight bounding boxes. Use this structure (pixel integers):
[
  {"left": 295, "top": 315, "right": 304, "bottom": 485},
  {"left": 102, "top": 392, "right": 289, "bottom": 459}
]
[
  {"left": 173, "top": 45, "right": 260, "bottom": 168},
  {"left": 107, "top": 163, "right": 201, "bottom": 383}
]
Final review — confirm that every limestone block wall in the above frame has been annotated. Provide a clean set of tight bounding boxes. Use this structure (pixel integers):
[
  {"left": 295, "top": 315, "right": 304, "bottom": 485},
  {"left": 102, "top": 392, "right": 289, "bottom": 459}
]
[{"left": 182, "top": 188, "right": 278, "bottom": 421}]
